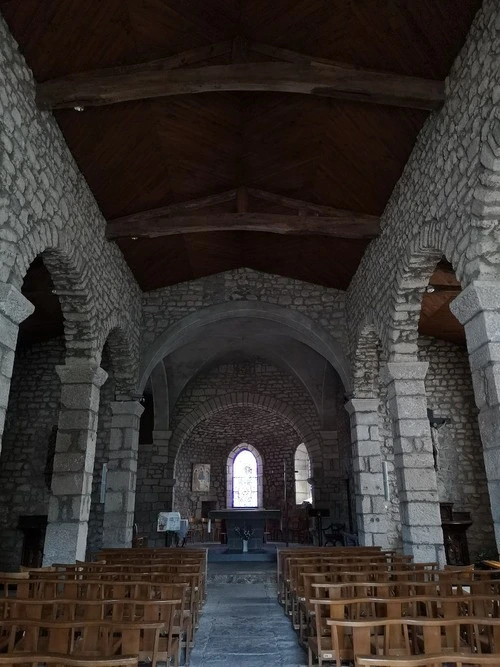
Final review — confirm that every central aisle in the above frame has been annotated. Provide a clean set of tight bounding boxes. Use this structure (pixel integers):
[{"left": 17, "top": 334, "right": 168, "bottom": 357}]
[{"left": 190, "top": 572, "right": 307, "bottom": 666}]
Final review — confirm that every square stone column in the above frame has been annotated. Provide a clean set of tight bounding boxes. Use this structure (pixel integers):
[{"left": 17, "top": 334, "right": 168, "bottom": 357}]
[
  {"left": 135, "top": 430, "right": 174, "bottom": 546},
  {"left": 43, "top": 362, "right": 108, "bottom": 565},
  {"left": 345, "top": 398, "right": 390, "bottom": 548},
  {"left": 451, "top": 281, "right": 500, "bottom": 549},
  {"left": 102, "top": 400, "right": 144, "bottom": 548},
  {"left": 381, "top": 362, "right": 445, "bottom": 565},
  {"left": 0, "top": 284, "right": 34, "bottom": 450}
]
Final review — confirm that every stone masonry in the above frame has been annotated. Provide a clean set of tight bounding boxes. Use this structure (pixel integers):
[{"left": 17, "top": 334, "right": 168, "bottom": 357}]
[
  {"left": 418, "top": 335, "right": 495, "bottom": 559},
  {"left": 0, "top": 337, "right": 63, "bottom": 570},
  {"left": 135, "top": 358, "right": 351, "bottom": 545}
]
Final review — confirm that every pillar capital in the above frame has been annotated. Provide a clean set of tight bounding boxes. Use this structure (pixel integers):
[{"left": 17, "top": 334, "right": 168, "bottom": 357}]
[
  {"left": 56, "top": 362, "right": 108, "bottom": 388},
  {"left": 345, "top": 398, "right": 379, "bottom": 415},
  {"left": 110, "top": 400, "right": 145, "bottom": 419},
  {"left": 380, "top": 361, "right": 429, "bottom": 386},
  {"left": 0, "top": 283, "right": 34, "bottom": 324},
  {"left": 450, "top": 280, "right": 500, "bottom": 325}
]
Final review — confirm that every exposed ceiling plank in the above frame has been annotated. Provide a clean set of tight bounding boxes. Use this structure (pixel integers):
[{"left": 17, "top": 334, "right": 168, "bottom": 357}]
[
  {"left": 247, "top": 187, "right": 368, "bottom": 215},
  {"left": 37, "top": 57, "right": 444, "bottom": 111},
  {"left": 124, "top": 190, "right": 238, "bottom": 220},
  {"left": 107, "top": 211, "right": 380, "bottom": 240}
]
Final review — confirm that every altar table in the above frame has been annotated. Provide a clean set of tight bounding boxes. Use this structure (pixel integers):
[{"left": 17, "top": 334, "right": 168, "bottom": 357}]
[{"left": 209, "top": 508, "right": 281, "bottom": 551}]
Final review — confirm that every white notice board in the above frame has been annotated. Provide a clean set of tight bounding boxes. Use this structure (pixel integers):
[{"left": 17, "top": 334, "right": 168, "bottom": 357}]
[{"left": 157, "top": 511, "right": 181, "bottom": 532}]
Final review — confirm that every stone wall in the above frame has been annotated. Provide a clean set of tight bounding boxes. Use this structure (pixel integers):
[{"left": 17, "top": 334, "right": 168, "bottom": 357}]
[
  {"left": 135, "top": 357, "right": 352, "bottom": 544},
  {"left": 0, "top": 338, "right": 63, "bottom": 570},
  {"left": 0, "top": 14, "right": 141, "bottom": 388},
  {"left": 141, "top": 268, "right": 347, "bottom": 354},
  {"left": 173, "top": 406, "right": 301, "bottom": 518},
  {"left": 347, "top": 0, "right": 500, "bottom": 359},
  {"left": 418, "top": 336, "right": 496, "bottom": 560}
]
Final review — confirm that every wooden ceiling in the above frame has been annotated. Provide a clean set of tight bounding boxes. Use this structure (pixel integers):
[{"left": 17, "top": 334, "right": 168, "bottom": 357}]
[{"left": 1, "top": 0, "right": 479, "bottom": 345}]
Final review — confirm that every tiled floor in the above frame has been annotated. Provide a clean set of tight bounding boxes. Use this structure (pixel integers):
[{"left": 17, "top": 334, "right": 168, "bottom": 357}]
[{"left": 190, "top": 578, "right": 307, "bottom": 667}]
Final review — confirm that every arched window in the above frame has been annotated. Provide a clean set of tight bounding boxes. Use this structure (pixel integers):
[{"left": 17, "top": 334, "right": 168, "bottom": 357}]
[
  {"left": 295, "top": 443, "right": 312, "bottom": 505},
  {"left": 226, "top": 444, "right": 263, "bottom": 508}
]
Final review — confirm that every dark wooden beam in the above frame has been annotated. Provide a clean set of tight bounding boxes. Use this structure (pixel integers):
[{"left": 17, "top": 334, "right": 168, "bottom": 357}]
[
  {"left": 107, "top": 210, "right": 380, "bottom": 240},
  {"left": 37, "top": 48, "right": 444, "bottom": 111}
]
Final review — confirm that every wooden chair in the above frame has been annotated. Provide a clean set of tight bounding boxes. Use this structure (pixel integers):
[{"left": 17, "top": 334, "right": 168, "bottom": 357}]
[
  {"left": 356, "top": 655, "right": 500, "bottom": 666},
  {"left": 0, "top": 656, "right": 138, "bottom": 667}
]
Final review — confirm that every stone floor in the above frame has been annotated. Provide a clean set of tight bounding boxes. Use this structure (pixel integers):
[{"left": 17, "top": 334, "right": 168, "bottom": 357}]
[{"left": 189, "top": 577, "right": 307, "bottom": 667}]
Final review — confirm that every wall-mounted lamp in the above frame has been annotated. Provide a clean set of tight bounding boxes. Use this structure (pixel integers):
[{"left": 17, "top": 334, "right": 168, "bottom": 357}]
[{"left": 427, "top": 408, "right": 450, "bottom": 430}]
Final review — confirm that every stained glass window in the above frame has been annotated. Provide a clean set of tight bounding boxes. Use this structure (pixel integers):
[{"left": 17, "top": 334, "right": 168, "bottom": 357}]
[
  {"left": 295, "top": 443, "right": 312, "bottom": 505},
  {"left": 233, "top": 449, "right": 258, "bottom": 507}
]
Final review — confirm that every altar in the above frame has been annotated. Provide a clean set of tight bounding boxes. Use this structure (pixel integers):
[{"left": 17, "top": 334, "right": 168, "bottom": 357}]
[{"left": 209, "top": 508, "right": 281, "bottom": 551}]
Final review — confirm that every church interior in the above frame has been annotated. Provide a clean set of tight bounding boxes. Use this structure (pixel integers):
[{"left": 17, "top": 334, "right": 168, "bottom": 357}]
[{"left": 1, "top": 0, "right": 500, "bottom": 665}]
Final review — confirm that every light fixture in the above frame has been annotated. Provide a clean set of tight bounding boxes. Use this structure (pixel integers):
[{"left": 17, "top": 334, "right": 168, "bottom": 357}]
[
  {"left": 131, "top": 236, "right": 138, "bottom": 240},
  {"left": 73, "top": 105, "right": 85, "bottom": 112},
  {"left": 427, "top": 408, "right": 450, "bottom": 430},
  {"left": 425, "top": 285, "right": 435, "bottom": 293}
]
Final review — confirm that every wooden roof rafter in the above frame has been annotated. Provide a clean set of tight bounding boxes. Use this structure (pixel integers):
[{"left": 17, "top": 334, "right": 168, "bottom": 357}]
[
  {"left": 106, "top": 187, "right": 380, "bottom": 240},
  {"left": 36, "top": 39, "right": 445, "bottom": 111}
]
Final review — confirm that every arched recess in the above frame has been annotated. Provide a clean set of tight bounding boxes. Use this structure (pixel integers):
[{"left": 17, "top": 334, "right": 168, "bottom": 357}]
[
  {"left": 0, "top": 227, "right": 96, "bottom": 569},
  {"left": 13, "top": 226, "right": 97, "bottom": 361},
  {"left": 226, "top": 444, "right": 263, "bottom": 508},
  {"left": 98, "top": 322, "right": 139, "bottom": 397},
  {"left": 164, "top": 337, "right": 328, "bottom": 425},
  {"left": 138, "top": 301, "right": 352, "bottom": 394},
  {"left": 170, "top": 392, "right": 322, "bottom": 474},
  {"left": 384, "top": 221, "right": 463, "bottom": 360}
]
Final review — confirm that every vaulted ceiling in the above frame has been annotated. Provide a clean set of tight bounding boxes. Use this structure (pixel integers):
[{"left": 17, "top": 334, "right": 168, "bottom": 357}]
[{"left": 2, "top": 0, "right": 479, "bottom": 345}]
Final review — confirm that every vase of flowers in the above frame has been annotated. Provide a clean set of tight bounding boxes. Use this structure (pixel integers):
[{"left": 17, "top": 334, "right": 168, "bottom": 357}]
[{"left": 235, "top": 526, "right": 254, "bottom": 553}]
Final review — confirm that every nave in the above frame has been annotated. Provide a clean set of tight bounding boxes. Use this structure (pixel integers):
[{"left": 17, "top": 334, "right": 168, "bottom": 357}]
[{"left": 190, "top": 563, "right": 306, "bottom": 667}]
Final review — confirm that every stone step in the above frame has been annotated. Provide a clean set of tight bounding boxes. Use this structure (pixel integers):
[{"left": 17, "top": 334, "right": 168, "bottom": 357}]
[{"left": 207, "top": 569, "right": 277, "bottom": 584}]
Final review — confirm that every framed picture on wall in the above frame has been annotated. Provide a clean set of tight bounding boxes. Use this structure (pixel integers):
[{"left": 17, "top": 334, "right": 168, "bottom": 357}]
[{"left": 192, "top": 463, "right": 210, "bottom": 493}]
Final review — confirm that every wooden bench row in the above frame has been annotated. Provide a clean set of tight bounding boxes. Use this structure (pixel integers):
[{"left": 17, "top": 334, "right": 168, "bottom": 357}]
[{"left": 0, "top": 547, "right": 208, "bottom": 666}]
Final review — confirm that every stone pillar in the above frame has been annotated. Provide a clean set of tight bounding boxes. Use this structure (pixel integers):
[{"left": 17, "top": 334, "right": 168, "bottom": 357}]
[
  {"left": 0, "top": 284, "right": 34, "bottom": 450},
  {"left": 345, "top": 398, "right": 389, "bottom": 548},
  {"left": 135, "top": 430, "right": 174, "bottom": 547},
  {"left": 43, "top": 362, "right": 108, "bottom": 565},
  {"left": 381, "top": 362, "right": 445, "bottom": 565},
  {"left": 450, "top": 281, "right": 500, "bottom": 550},
  {"left": 102, "top": 400, "right": 144, "bottom": 548}
]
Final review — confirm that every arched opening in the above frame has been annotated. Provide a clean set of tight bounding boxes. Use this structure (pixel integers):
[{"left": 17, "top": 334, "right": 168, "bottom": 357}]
[
  {"left": 418, "top": 258, "right": 496, "bottom": 563},
  {"left": 0, "top": 257, "right": 64, "bottom": 570},
  {"left": 294, "top": 443, "right": 312, "bottom": 506},
  {"left": 230, "top": 447, "right": 261, "bottom": 508}
]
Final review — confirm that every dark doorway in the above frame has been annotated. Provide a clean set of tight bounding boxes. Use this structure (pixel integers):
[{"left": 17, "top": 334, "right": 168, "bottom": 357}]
[{"left": 18, "top": 515, "right": 47, "bottom": 568}]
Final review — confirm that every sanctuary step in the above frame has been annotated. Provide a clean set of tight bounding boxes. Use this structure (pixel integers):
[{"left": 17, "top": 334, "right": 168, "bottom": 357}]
[
  {"left": 207, "top": 561, "right": 276, "bottom": 584},
  {"left": 188, "top": 542, "right": 278, "bottom": 563}
]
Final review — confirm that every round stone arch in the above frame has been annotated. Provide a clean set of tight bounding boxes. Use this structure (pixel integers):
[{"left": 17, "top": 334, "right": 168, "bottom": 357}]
[
  {"left": 468, "top": 110, "right": 500, "bottom": 281},
  {"left": 383, "top": 220, "right": 465, "bottom": 360},
  {"left": 171, "top": 392, "right": 321, "bottom": 477},
  {"left": 99, "top": 321, "right": 140, "bottom": 397},
  {"left": 138, "top": 300, "right": 353, "bottom": 394},
  {"left": 12, "top": 225, "right": 97, "bottom": 361},
  {"left": 226, "top": 443, "right": 264, "bottom": 508}
]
